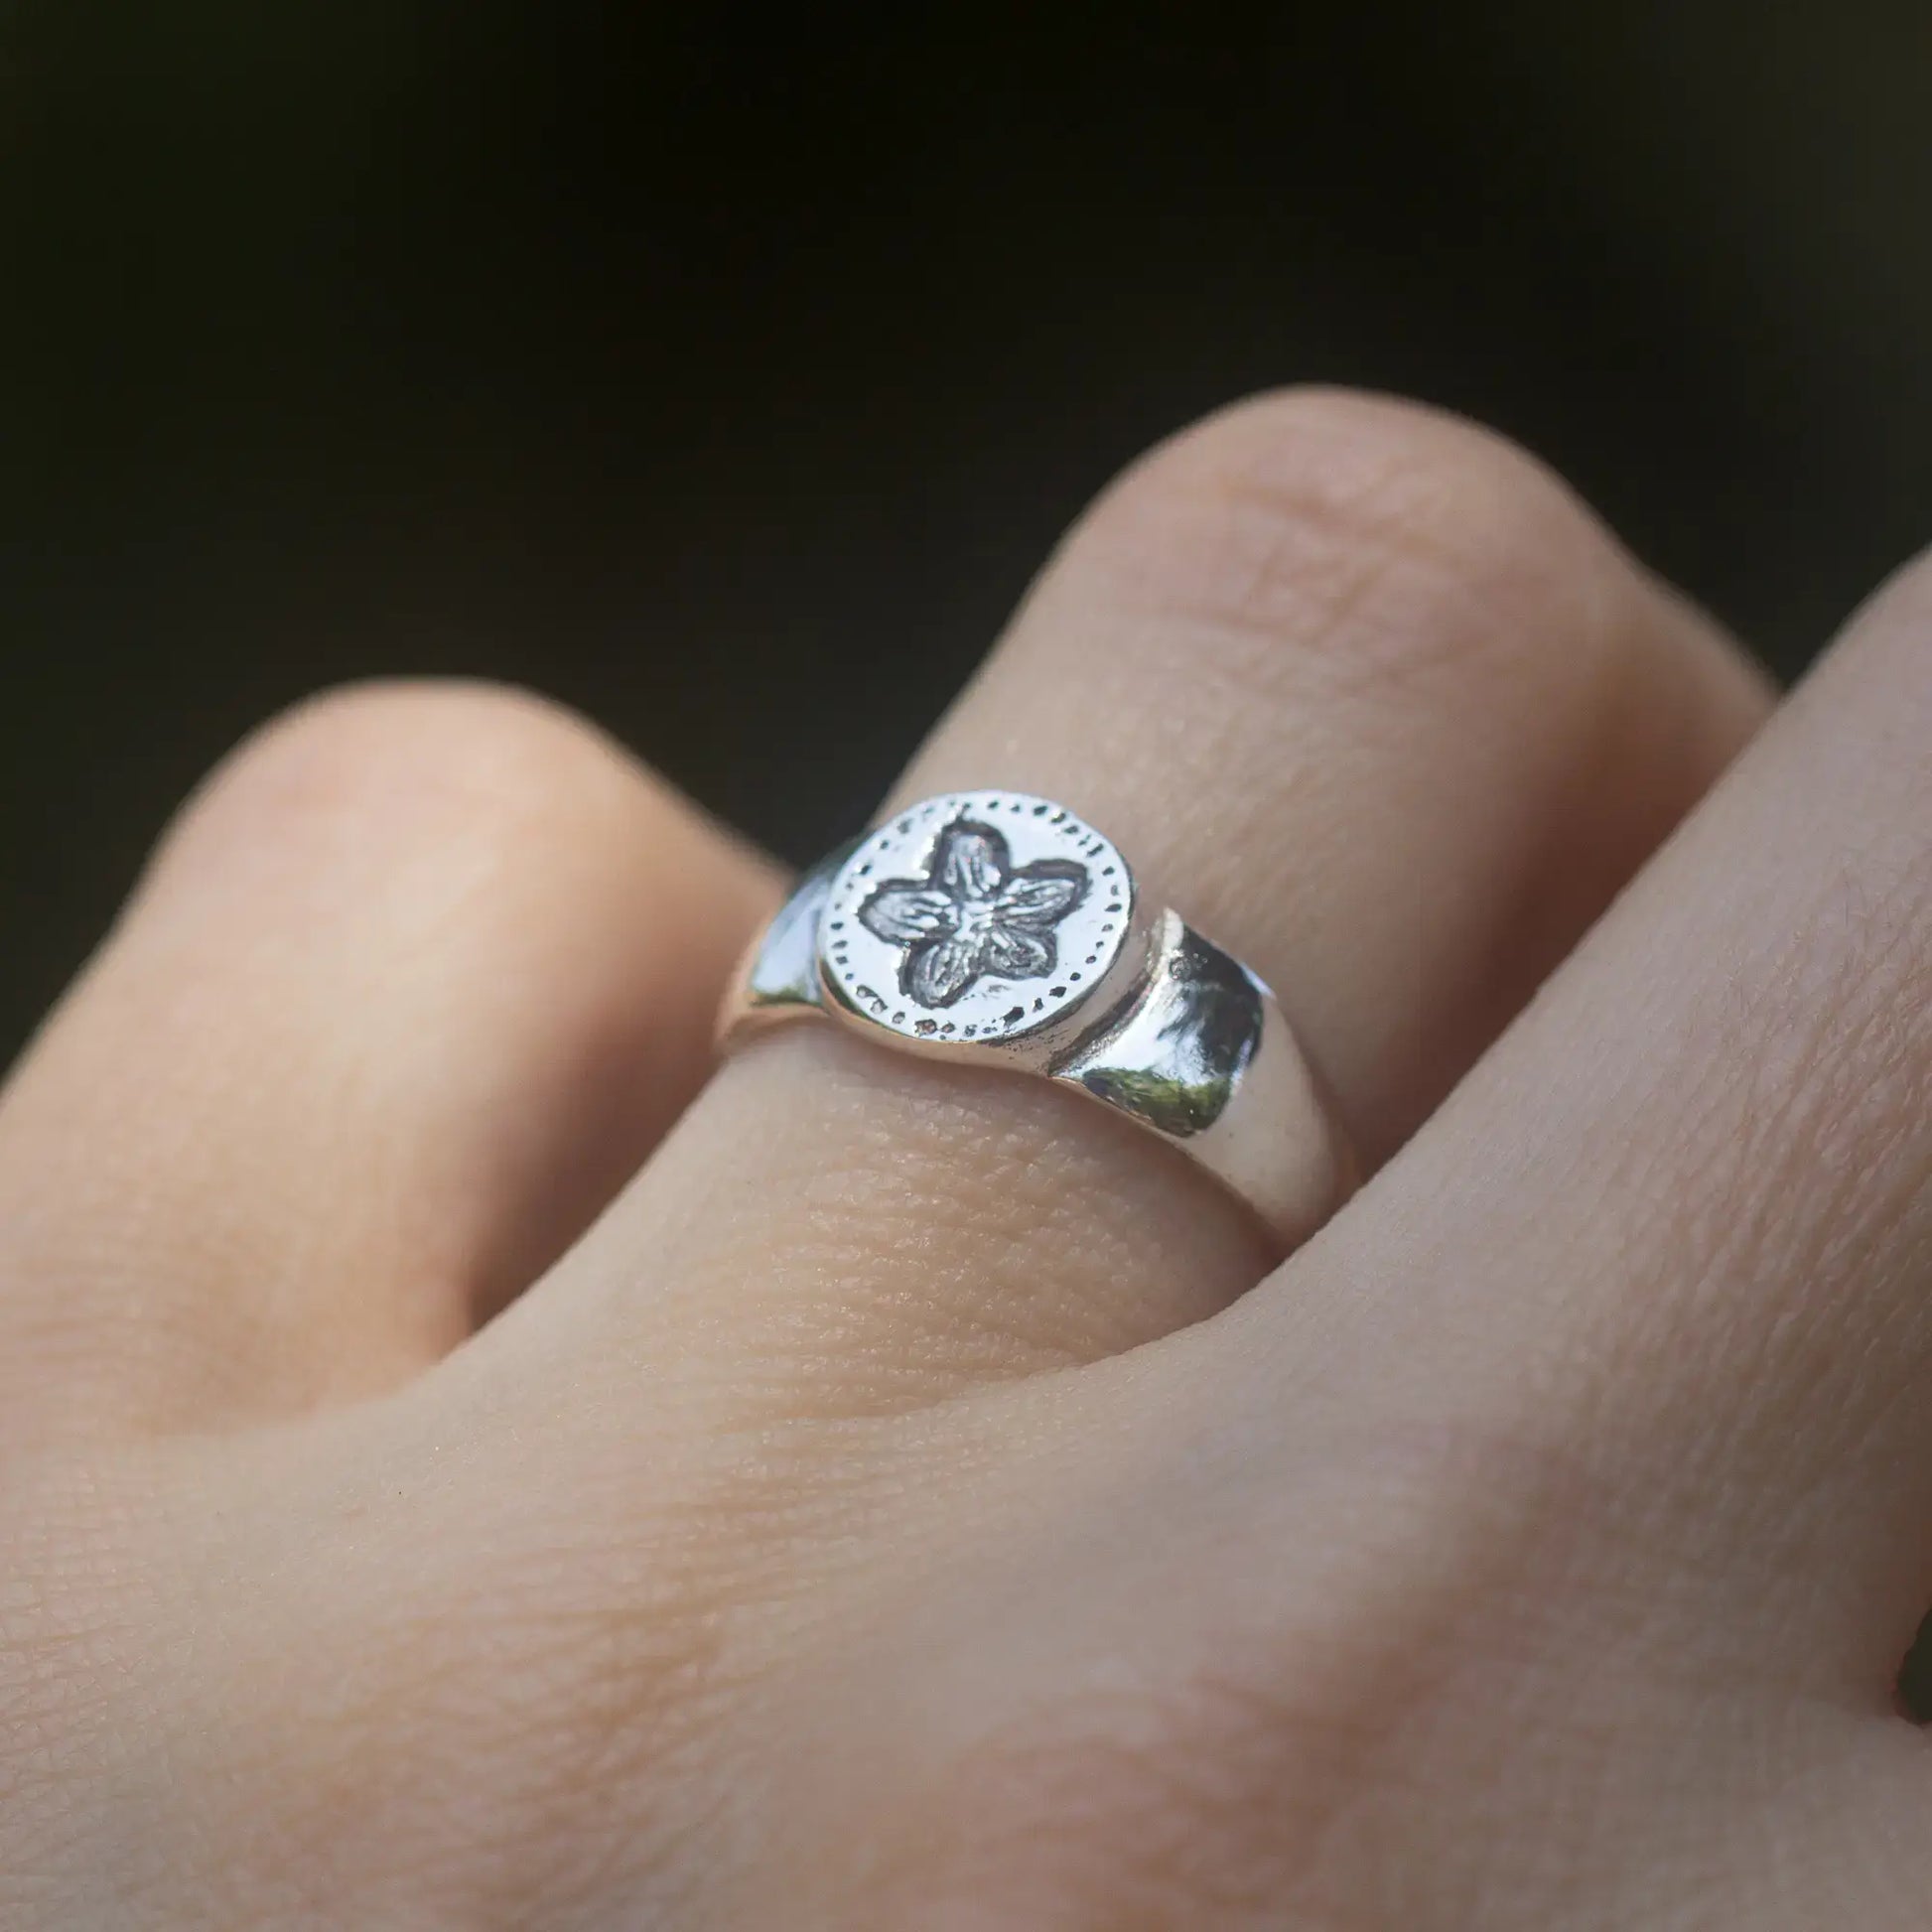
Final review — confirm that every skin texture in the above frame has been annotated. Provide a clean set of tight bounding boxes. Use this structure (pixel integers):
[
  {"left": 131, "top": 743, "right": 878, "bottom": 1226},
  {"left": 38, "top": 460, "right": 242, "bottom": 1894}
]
[{"left": 3, "top": 387, "right": 1930, "bottom": 1926}]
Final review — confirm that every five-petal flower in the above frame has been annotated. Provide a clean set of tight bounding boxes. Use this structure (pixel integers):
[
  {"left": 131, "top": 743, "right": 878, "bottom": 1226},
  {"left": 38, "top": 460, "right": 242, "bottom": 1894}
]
[{"left": 858, "top": 818, "right": 1089, "bottom": 1009}]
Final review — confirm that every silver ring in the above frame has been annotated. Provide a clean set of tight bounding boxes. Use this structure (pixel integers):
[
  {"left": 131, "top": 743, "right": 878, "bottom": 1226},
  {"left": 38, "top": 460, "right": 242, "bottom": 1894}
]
[{"left": 716, "top": 790, "right": 1356, "bottom": 1251}]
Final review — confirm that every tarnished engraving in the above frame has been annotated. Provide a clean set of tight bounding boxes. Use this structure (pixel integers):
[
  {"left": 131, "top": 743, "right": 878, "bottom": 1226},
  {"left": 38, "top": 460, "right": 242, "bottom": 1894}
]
[
  {"left": 858, "top": 818, "right": 1088, "bottom": 1009},
  {"left": 819, "top": 790, "right": 1134, "bottom": 1047}
]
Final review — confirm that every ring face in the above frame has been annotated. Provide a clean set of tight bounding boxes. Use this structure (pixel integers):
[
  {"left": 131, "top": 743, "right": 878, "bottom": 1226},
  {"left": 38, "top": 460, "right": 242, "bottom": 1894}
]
[{"left": 818, "top": 790, "right": 1136, "bottom": 1047}]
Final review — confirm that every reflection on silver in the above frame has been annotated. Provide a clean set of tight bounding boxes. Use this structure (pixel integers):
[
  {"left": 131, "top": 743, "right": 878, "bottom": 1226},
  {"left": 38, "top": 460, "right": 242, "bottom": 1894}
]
[
  {"left": 1053, "top": 912, "right": 1262, "bottom": 1139},
  {"left": 727, "top": 839, "right": 856, "bottom": 1031}
]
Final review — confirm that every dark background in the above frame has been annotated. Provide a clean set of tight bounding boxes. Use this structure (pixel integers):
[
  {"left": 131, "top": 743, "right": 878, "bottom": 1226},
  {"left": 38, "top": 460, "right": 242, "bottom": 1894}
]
[{"left": 6, "top": 3, "right": 1932, "bottom": 1059}]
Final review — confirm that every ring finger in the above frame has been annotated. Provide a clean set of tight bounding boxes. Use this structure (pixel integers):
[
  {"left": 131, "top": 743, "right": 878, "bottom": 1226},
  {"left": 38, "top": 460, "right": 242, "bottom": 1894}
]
[{"left": 475, "top": 388, "right": 1769, "bottom": 1419}]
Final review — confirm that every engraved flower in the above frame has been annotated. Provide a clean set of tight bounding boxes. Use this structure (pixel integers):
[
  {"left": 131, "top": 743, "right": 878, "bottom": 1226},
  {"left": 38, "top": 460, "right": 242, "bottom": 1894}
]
[{"left": 858, "top": 818, "right": 1089, "bottom": 1010}]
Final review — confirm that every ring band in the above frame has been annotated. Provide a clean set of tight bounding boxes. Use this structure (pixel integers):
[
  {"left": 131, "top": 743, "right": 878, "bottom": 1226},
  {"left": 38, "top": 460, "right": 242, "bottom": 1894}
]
[{"left": 716, "top": 790, "right": 1356, "bottom": 1251}]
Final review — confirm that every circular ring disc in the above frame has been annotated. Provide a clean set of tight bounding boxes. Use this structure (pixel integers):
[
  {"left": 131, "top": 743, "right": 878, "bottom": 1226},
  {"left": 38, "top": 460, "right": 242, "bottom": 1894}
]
[{"left": 818, "top": 790, "right": 1136, "bottom": 1047}]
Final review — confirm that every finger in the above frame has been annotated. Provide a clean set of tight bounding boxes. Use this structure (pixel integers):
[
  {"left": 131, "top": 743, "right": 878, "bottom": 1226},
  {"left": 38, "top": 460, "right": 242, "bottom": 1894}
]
[
  {"left": 0, "top": 681, "right": 778, "bottom": 1440},
  {"left": 1192, "top": 538, "right": 1932, "bottom": 1696},
  {"left": 486, "top": 389, "right": 1768, "bottom": 1422}
]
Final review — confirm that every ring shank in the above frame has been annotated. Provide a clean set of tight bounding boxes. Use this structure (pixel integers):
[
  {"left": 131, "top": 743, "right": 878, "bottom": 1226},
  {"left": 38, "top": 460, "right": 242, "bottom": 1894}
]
[
  {"left": 717, "top": 849, "right": 1354, "bottom": 1253},
  {"left": 1043, "top": 910, "right": 1352, "bottom": 1248}
]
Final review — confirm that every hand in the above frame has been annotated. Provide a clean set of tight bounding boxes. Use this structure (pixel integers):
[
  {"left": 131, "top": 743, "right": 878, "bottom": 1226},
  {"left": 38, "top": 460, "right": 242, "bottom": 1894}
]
[{"left": 5, "top": 389, "right": 1926, "bottom": 1928}]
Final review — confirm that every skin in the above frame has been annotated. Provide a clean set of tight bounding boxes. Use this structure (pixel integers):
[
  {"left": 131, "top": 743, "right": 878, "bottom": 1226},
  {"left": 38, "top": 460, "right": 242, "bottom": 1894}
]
[{"left": 2, "top": 386, "right": 1930, "bottom": 1926}]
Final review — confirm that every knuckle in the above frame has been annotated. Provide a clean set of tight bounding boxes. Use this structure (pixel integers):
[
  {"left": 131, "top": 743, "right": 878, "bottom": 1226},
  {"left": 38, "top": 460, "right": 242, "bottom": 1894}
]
[
  {"left": 155, "top": 678, "right": 640, "bottom": 888},
  {"left": 1059, "top": 385, "right": 1639, "bottom": 710}
]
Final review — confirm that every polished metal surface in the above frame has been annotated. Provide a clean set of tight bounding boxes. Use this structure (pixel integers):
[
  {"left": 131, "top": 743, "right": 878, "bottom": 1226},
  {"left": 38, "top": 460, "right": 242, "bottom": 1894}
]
[{"left": 718, "top": 789, "right": 1353, "bottom": 1250}]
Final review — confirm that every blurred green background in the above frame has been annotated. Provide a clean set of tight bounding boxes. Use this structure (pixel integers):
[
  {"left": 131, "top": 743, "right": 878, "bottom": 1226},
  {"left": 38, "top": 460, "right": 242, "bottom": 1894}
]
[{"left": 5, "top": 3, "right": 1932, "bottom": 1056}]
